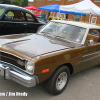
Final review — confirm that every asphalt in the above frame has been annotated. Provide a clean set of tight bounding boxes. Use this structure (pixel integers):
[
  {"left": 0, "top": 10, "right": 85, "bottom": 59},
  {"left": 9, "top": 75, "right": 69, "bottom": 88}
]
[{"left": 0, "top": 65, "right": 100, "bottom": 100}]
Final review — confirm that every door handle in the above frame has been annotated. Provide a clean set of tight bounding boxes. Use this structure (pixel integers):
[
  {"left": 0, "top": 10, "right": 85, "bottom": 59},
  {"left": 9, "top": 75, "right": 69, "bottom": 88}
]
[{"left": 23, "top": 24, "right": 27, "bottom": 25}]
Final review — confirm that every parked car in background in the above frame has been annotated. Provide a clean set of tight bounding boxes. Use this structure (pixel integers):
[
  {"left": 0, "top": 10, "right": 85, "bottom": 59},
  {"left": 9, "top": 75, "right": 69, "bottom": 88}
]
[
  {"left": 0, "top": 20, "right": 100, "bottom": 95},
  {"left": 0, "top": 4, "right": 45, "bottom": 35}
]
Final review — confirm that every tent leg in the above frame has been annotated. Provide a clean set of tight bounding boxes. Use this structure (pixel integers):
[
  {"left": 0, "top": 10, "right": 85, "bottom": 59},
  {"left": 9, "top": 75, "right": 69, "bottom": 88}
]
[
  {"left": 84, "top": 16, "right": 86, "bottom": 23},
  {"left": 89, "top": 14, "right": 91, "bottom": 23},
  {"left": 59, "top": 8, "right": 60, "bottom": 19},
  {"left": 80, "top": 15, "right": 82, "bottom": 22},
  {"left": 40, "top": 10, "right": 41, "bottom": 14},
  {"left": 53, "top": 12, "right": 55, "bottom": 20}
]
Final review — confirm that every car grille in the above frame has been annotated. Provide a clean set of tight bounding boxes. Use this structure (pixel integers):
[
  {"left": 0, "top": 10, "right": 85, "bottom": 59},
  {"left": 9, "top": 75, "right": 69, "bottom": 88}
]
[{"left": 0, "top": 51, "right": 25, "bottom": 70}]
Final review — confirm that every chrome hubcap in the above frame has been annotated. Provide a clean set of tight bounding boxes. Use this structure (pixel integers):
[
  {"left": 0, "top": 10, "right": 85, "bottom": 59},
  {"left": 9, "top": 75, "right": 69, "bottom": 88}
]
[{"left": 56, "top": 72, "right": 67, "bottom": 91}]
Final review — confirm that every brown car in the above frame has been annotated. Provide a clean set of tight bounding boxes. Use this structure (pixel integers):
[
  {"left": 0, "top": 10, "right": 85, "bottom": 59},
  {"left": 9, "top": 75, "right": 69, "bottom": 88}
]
[{"left": 0, "top": 20, "right": 100, "bottom": 95}]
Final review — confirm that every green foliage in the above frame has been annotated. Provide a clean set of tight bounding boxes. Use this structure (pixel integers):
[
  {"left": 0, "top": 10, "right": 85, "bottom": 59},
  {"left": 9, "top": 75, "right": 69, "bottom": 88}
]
[
  {"left": 23, "top": 0, "right": 28, "bottom": 7},
  {"left": 0, "top": 0, "right": 3, "bottom": 4},
  {"left": 12, "top": 0, "right": 28, "bottom": 7},
  {"left": 0, "top": 0, "right": 28, "bottom": 6},
  {"left": 13, "top": 0, "right": 24, "bottom": 6},
  {"left": 0, "top": 0, "right": 11, "bottom": 4}
]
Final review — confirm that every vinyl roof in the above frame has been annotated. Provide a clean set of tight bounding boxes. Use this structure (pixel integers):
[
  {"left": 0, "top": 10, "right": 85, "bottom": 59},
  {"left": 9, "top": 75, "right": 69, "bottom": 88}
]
[{"left": 51, "top": 20, "right": 100, "bottom": 29}]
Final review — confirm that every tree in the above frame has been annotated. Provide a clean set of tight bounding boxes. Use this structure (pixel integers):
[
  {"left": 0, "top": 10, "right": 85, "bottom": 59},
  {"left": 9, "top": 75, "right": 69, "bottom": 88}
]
[
  {"left": 0, "top": 0, "right": 11, "bottom": 4},
  {"left": 22, "top": 0, "right": 28, "bottom": 7},
  {"left": 0, "top": 0, "right": 3, "bottom": 3},
  {"left": 13, "top": 0, "right": 24, "bottom": 6},
  {"left": 0, "top": 0, "right": 28, "bottom": 6}
]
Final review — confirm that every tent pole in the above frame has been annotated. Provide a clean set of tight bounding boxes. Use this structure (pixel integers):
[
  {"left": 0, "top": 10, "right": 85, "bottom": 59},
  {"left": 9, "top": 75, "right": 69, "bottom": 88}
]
[
  {"left": 89, "top": 14, "right": 91, "bottom": 23},
  {"left": 80, "top": 15, "right": 82, "bottom": 22},
  {"left": 53, "top": 12, "right": 55, "bottom": 20},
  {"left": 40, "top": 10, "right": 42, "bottom": 14},
  {"left": 59, "top": 7, "right": 60, "bottom": 19},
  {"left": 84, "top": 16, "right": 86, "bottom": 23}
]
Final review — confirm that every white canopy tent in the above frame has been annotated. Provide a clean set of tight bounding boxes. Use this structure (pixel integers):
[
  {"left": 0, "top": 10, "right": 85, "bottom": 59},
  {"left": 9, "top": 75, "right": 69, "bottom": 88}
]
[{"left": 60, "top": 0, "right": 100, "bottom": 23}]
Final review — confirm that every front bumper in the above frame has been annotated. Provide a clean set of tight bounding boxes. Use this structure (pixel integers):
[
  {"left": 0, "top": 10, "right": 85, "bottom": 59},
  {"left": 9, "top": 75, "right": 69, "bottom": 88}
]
[{"left": 0, "top": 63, "right": 37, "bottom": 88}]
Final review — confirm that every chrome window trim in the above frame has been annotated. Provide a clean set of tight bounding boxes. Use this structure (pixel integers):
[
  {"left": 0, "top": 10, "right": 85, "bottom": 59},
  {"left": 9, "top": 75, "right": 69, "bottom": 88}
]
[
  {"left": 82, "top": 51, "right": 100, "bottom": 58},
  {"left": 82, "top": 54, "right": 100, "bottom": 62}
]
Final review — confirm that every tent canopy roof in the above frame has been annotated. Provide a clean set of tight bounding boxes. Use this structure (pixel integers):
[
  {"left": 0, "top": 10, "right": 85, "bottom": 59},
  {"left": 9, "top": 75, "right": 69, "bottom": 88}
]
[
  {"left": 60, "top": 0, "right": 100, "bottom": 15},
  {"left": 38, "top": 4, "right": 59, "bottom": 12},
  {"left": 24, "top": 6, "right": 41, "bottom": 11},
  {"left": 38, "top": 4, "right": 86, "bottom": 16}
]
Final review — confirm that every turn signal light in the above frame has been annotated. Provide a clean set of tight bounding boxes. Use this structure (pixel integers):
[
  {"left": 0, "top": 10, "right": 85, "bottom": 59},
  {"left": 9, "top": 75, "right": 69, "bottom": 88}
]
[{"left": 42, "top": 69, "right": 49, "bottom": 73}]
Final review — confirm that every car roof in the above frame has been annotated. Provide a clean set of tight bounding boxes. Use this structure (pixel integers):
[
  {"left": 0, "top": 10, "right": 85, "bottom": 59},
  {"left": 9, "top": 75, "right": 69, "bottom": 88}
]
[
  {"left": 0, "top": 4, "right": 31, "bottom": 13},
  {"left": 51, "top": 20, "right": 100, "bottom": 29}
]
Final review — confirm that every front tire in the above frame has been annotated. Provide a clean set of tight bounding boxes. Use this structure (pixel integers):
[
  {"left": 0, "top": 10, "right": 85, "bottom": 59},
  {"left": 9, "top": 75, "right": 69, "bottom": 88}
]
[{"left": 46, "top": 66, "right": 70, "bottom": 95}]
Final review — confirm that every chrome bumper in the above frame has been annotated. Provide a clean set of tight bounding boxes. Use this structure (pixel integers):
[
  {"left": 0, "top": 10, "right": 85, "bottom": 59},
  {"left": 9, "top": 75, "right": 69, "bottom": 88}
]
[{"left": 0, "top": 63, "right": 37, "bottom": 88}]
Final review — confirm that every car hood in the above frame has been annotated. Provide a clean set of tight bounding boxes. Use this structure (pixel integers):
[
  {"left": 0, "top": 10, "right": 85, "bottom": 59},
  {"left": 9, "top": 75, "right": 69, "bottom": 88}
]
[{"left": 0, "top": 34, "right": 79, "bottom": 58}]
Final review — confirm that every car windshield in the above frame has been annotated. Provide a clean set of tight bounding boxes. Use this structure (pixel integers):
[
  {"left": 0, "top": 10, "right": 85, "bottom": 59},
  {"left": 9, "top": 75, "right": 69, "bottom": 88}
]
[
  {"left": 0, "top": 8, "right": 5, "bottom": 17},
  {"left": 40, "top": 22, "right": 86, "bottom": 43}
]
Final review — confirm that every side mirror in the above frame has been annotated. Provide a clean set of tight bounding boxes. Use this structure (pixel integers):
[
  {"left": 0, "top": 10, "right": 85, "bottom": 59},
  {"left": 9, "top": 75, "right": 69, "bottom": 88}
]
[{"left": 88, "top": 40, "right": 94, "bottom": 46}]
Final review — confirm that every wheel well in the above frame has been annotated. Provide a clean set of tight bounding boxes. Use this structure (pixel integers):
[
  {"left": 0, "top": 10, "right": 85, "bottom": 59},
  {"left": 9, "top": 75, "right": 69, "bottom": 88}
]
[
  {"left": 55, "top": 63, "right": 74, "bottom": 75},
  {"left": 45, "top": 63, "right": 73, "bottom": 83},
  {"left": 64, "top": 63, "right": 73, "bottom": 74}
]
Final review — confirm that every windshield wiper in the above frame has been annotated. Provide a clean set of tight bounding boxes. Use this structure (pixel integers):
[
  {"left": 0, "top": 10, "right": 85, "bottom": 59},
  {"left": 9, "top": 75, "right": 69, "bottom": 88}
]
[
  {"left": 55, "top": 36, "right": 70, "bottom": 43},
  {"left": 55, "top": 36, "right": 62, "bottom": 39},
  {"left": 41, "top": 32, "right": 50, "bottom": 36}
]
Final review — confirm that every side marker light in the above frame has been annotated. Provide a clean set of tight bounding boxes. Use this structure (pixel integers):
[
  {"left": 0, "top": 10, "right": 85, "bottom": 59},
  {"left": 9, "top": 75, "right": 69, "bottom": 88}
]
[{"left": 42, "top": 69, "right": 49, "bottom": 73}]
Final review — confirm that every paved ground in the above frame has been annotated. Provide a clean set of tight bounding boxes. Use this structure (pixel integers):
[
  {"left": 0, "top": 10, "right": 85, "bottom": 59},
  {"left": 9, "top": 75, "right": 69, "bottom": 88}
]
[{"left": 0, "top": 65, "right": 100, "bottom": 100}]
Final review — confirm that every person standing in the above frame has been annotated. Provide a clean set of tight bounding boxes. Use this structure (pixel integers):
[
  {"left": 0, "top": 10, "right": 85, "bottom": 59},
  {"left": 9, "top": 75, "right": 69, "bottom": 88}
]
[{"left": 47, "top": 12, "right": 50, "bottom": 19}]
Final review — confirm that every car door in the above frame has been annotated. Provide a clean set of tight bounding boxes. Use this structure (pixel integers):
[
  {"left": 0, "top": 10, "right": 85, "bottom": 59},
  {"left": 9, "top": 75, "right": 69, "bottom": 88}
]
[
  {"left": 0, "top": 10, "right": 26, "bottom": 35},
  {"left": 0, "top": 11, "right": 16, "bottom": 35},
  {"left": 25, "top": 13, "right": 43, "bottom": 33},
  {"left": 80, "top": 29, "right": 100, "bottom": 71}
]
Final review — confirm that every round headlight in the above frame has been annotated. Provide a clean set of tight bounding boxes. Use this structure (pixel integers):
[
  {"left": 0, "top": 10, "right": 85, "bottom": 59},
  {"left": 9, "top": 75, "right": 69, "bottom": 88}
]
[{"left": 26, "top": 61, "right": 35, "bottom": 73}]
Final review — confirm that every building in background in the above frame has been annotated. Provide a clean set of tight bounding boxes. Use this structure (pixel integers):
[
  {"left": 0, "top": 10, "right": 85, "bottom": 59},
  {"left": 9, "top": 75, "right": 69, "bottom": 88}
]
[
  {"left": 28, "top": 0, "right": 100, "bottom": 24},
  {"left": 28, "top": 0, "right": 34, "bottom": 6}
]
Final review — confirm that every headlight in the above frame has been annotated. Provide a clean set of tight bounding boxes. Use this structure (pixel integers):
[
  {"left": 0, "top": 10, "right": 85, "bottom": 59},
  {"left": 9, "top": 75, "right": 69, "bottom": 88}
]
[{"left": 26, "top": 60, "right": 35, "bottom": 74}]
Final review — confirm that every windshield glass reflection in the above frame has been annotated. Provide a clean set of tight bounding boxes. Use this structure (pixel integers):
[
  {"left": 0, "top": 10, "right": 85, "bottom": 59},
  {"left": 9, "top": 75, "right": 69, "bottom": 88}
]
[{"left": 40, "top": 22, "right": 86, "bottom": 43}]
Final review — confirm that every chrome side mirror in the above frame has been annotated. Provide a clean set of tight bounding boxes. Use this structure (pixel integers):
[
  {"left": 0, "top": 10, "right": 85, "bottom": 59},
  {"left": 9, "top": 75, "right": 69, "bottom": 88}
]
[{"left": 88, "top": 40, "right": 94, "bottom": 46}]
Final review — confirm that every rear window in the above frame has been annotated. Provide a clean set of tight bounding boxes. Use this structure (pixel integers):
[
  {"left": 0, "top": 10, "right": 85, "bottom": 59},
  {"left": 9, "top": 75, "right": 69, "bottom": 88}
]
[{"left": 26, "top": 13, "right": 34, "bottom": 21}]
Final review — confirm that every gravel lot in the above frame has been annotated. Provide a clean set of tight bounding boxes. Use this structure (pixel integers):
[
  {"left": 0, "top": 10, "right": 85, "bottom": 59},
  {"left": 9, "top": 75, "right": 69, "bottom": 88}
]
[{"left": 0, "top": 65, "right": 100, "bottom": 100}]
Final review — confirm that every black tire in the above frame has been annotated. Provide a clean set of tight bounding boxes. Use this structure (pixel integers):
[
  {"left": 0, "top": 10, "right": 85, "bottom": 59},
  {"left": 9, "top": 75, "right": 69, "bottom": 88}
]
[{"left": 46, "top": 66, "right": 70, "bottom": 95}]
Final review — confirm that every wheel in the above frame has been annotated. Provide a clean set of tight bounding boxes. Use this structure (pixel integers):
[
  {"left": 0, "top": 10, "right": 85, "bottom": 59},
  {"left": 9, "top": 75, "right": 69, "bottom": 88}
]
[{"left": 46, "top": 66, "right": 70, "bottom": 95}]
